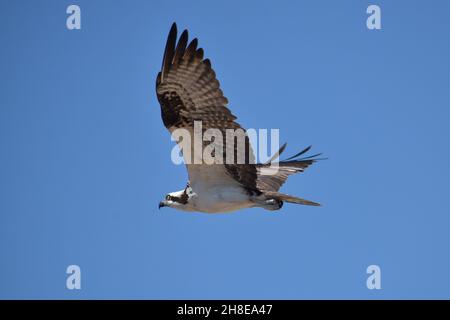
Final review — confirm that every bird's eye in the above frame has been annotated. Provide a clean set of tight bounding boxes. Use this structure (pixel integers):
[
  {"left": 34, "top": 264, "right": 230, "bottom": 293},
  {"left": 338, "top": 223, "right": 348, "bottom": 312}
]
[{"left": 166, "top": 195, "right": 171, "bottom": 201}]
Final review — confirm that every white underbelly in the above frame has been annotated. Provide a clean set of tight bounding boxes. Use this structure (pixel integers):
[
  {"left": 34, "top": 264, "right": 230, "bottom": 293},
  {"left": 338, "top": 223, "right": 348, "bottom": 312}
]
[
  {"left": 191, "top": 185, "right": 254, "bottom": 213},
  {"left": 186, "top": 163, "right": 256, "bottom": 213}
]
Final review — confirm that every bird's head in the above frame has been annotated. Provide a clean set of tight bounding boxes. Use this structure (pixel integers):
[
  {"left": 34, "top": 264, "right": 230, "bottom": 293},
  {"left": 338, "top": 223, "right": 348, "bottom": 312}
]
[{"left": 159, "top": 186, "right": 195, "bottom": 211}]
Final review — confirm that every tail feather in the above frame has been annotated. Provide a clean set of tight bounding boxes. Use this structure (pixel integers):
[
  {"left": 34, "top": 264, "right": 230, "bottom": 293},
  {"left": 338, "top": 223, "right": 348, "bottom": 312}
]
[{"left": 264, "top": 191, "right": 321, "bottom": 207}]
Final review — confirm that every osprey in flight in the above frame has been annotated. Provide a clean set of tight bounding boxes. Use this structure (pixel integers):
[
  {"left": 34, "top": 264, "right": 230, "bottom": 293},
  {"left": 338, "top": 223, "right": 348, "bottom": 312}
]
[{"left": 156, "top": 23, "right": 322, "bottom": 213}]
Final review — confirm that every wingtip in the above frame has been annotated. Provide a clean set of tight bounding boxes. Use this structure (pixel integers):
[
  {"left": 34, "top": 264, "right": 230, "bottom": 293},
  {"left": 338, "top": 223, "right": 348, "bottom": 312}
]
[
  {"left": 284, "top": 145, "right": 312, "bottom": 161},
  {"left": 180, "top": 29, "right": 188, "bottom": 38},
  {"left": 161, "top": 23, "right": 179, "bottom": 82},
  {"left": 169, "top": 23, "right": 177, "bottom": 41},
  {"left": 264, "top": 142, "right": 288, "bottom": 164},
  {"left": 168, "top": 23, "right": 177, "bottom": 40}
]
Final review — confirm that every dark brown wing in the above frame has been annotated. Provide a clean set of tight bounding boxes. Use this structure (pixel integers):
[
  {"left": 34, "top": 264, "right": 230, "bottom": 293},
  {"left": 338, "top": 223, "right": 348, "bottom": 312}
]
[
  {"left": 156, "top": 23, "right": 258, "bottom": 193},
  {"left": 256, "top": 145, "right": 321, "bottom": 192}
]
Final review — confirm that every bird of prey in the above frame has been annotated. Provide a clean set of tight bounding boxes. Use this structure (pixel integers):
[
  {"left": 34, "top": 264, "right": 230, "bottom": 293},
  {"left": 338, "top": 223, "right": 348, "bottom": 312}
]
[{"left": 156, "top": 23, "right": 322, "bottom": 213}]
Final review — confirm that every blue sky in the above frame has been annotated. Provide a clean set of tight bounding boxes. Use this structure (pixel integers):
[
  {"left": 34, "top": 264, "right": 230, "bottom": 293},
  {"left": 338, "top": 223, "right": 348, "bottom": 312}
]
[{"left": 1, "top": 0, "right": 450, "bottom": 299}]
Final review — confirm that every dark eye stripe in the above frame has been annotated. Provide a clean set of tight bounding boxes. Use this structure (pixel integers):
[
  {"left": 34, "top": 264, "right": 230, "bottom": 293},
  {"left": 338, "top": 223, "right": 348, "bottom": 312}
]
[{"left": 169, "top": 194, "right": 189, "bottom": 205}]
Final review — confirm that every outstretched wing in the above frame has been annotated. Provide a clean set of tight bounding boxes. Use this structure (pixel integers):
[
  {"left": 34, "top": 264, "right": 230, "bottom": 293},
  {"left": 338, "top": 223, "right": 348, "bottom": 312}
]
[
  {"left": 257, "top": 145, "right": 322, "bottom": 192},
  {"left": 156, "top": 23, "right": 258, "bottom": 193}
]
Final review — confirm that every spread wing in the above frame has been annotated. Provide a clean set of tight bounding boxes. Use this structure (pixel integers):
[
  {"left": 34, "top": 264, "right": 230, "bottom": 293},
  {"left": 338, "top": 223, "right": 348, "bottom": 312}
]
[
  {"left": 256, "top": 145, "right": 321, "bottom": 192},
  {"left": 156, "top": 23, "right": 259, "bottom": 194}
]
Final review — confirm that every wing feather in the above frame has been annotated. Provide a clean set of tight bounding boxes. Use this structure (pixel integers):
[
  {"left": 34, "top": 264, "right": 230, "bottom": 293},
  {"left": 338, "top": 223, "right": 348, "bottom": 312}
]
[
  {"left": 256, "top": 146, "right": 322, "bottom": 192},
  {"left": 156, "top": 23, "right": 258, "bottom": 193}
]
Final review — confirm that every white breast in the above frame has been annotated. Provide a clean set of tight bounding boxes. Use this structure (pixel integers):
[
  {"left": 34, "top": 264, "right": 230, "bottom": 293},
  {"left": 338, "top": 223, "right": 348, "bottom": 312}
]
[{"left": 187, "top": 164, "right": 255, "bottom": 213}]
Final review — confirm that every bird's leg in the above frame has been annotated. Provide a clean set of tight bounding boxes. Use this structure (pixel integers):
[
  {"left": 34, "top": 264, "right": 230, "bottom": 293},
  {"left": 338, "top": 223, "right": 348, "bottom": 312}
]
[
  {"left": 184, "top": 181, "right": 190, "bottom": 195},
  {"left": 263, "top": 198, "right": 283, "bottom": 211}
]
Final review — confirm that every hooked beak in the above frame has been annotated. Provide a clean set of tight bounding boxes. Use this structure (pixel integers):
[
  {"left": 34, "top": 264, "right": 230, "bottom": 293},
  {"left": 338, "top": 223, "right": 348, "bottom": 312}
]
[{"left": 158, "top": 201, "right": 165, "bottom": 209}]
